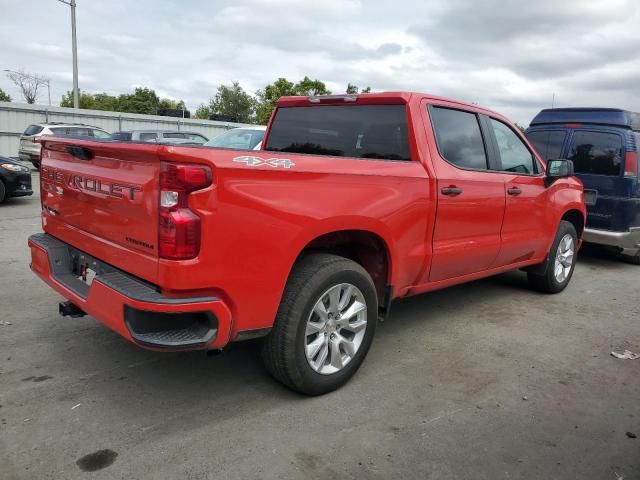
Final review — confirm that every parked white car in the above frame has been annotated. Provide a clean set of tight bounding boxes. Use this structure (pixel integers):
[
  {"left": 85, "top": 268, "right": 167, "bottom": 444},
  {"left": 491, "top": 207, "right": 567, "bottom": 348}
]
[
  {"left": 19, "top": 123, "right": 111, "bottom": 169},
  {"left": 204, "top": 126, "right": 267, "bottom": 150}
]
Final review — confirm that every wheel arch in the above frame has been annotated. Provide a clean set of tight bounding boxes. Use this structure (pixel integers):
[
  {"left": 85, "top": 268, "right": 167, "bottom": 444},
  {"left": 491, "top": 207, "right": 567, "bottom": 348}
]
[
  {"left": 293, "top": 229, "right": 393, "bottom": 310},
  {"left": 561, "top": 208, "right": 585, "bottom": 239}
]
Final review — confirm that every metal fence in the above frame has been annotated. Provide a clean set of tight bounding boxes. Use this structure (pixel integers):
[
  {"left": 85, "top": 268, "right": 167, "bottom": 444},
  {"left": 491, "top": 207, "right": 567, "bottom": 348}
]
[{"left": 0, "top": 101, "right": 252, "bottom": 159}]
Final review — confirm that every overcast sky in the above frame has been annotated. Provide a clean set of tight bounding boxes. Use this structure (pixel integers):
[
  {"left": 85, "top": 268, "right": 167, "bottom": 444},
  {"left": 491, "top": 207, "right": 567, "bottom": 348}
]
[{"left": 1, "top": 0, "right": 639, "bottom": 125}]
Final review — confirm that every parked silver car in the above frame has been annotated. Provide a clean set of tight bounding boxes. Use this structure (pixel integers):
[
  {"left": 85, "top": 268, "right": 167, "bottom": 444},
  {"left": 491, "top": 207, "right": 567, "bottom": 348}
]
[{"left": 19, "top": 123, "right": 111, "bottom": 169}]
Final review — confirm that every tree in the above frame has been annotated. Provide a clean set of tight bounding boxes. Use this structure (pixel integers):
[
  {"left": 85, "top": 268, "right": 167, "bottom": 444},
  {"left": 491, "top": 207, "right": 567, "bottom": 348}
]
[
  {"left": 346, "top": 84, "right": 371, "bottom": 94},
  {"left": 255, "top": 77, "right": 331, "bottom": 125},
  {"left": 195, "top": 104, "right": 211, "bottom": 120},
  {"left": 208, "top": 82, "right": 255, "bottom": 123},
  {"left": 255, "top": 78, "right": 296, "bottom": 125},
  {"left": 294, "top": 76, "right": 330, "bottom": 96},
  {"left": 61, "top": 90, "right": 97, "bottom": 109},
  {"left": 5, "top": 69, "right": 48, "bottom": 104},
  {"left": 115, "top": 87, "right": 160, "bottom": 115},
  {"left": 0, "top": 88, "right": 11, "bottom": 102}
]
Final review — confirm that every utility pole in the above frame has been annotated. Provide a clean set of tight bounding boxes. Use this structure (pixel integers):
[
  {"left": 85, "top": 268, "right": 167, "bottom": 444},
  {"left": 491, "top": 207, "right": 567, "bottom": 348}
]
[{"left": 57, "top": 0, "right": 79, "bottom": 108}]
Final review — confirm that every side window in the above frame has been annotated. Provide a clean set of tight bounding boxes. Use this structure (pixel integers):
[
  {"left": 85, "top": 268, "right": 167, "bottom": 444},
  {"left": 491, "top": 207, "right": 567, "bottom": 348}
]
[
  {"left": 164, "top": 132, "right": 186, "bottom": 139},
  {"left": 525, "top": 130, "right": 566, "bottom": 161},
  {"left": 430, "top": 106, "right": 488, "bottom": 170},
  {"left": 139, "top": 132, "right": 158, "bottom": 142},
  {"left": 568, "top": 131, "right": 623, "bottom": 176},
  {"left": 92, "top": 129, "right": 111, "bottom": 139},
  {"left": 490, "top": 119, "right": 537, "bottom": 174}
]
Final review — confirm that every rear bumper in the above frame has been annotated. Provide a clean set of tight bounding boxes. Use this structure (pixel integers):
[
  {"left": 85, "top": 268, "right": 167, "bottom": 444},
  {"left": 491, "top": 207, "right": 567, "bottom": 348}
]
[
  {"left": 28, "top": 233, "right": 233, "bottom": 350},
  {"left": 583, "top": 227, "right": 640, "bottom": 254}
]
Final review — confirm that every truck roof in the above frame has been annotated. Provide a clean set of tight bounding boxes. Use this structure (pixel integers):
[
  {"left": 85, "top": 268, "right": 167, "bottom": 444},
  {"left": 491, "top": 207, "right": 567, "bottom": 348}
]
[
  {"left": 276, "top": 92, "right": 503, "bottom": 119},
  {"left": 530, "top": 108, "right": 640, "bottom": 131}
]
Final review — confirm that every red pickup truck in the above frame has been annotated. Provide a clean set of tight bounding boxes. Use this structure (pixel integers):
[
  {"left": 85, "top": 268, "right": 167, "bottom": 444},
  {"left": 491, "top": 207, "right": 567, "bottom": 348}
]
[{"left": 29, "top": 92, "right": 585, "bottom": 395}]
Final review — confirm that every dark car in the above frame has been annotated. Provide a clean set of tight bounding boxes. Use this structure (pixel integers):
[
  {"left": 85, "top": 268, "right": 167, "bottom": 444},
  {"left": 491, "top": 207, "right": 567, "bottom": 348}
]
[
  {"left": 0, "top": 156, "right": 32, "bottom": 203},
  {"left": 526, "top": 108, "right": 640, "bottom": 263}
]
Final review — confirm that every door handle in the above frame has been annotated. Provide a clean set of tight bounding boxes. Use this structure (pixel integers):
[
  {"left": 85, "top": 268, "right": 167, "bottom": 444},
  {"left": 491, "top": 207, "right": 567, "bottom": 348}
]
[
  {"left": 441, "top": 186, "right": 463, "bottom": 196},
  {"left": 507, "top": 187, "right": 522, "bottom": 196}
]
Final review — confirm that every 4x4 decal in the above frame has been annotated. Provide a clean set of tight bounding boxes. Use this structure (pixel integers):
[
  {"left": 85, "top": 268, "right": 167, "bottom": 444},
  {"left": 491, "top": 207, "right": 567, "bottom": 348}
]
[{"left": 233, "top": 156, "right": 296, "bottom": 169}]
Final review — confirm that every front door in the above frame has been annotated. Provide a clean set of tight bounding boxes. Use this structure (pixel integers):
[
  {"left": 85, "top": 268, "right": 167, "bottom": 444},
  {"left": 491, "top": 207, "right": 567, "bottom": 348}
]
[
  {"left": 425, "top": 105, "right": 506, "bottom": 282},
  {"left": 486, "top": 117, "right": 551, "bottom": 265}
]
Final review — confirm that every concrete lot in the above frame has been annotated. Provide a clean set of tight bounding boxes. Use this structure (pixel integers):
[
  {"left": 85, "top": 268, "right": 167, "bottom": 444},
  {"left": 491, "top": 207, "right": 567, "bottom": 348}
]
[{"left": 1, "top": 177, "right": 639, "bottom": 480}]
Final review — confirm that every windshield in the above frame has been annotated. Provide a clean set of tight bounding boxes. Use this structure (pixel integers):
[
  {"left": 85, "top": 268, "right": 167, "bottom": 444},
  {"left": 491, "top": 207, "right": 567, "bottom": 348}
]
[{"left": 205, "top": 129, "right": 265, "bottom": 150}]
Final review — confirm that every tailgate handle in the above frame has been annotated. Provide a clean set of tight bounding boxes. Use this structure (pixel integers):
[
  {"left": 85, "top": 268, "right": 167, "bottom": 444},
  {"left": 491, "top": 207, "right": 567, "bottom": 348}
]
[{"left": 66, "top": 145, "right": 94, "bottom": 161}]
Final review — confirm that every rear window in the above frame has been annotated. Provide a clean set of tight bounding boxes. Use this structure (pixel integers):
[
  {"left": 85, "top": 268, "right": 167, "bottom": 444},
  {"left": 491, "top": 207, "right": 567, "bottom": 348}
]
[
  {"left": 568, "top": 131, "right": 623, "bottom": 176},
  {"left": 526, "top": 130, "right": 567, "bottom": 162},
  {"left": 430, "top": 106, "right": 487, "bottom": 170},
  {"left": 23, "top": 125, "right": 43, "bottom": 136},
  {"left": 265, "top": 105, "right": 411, "bottom": 161}
]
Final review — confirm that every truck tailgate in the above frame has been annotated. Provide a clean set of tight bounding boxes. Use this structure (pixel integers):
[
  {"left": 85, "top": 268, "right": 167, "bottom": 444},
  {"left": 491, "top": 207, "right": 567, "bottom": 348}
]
[{"left": 40, "top": 138, "right": 161, "bottom": 282}]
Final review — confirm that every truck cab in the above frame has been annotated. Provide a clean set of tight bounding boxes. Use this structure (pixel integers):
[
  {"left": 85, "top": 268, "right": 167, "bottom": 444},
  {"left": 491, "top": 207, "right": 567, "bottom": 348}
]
[{"left": 525, "top": 108, "right": 640, "bottom": 263}]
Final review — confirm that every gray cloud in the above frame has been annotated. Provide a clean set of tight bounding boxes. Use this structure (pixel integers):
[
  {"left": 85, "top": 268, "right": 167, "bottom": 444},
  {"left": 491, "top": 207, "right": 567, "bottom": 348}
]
[{"left": 0, "top": 0, "right": 638, "bottom": 126}]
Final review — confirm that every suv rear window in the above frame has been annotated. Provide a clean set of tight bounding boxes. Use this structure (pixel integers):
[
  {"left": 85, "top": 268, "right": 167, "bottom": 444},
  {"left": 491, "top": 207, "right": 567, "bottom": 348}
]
[
  {"left": 23, "top": 125, "right": 43, "bottom": 136},
  {"left": 265, "top": 105, "right": 411, "bottom": 161},
  {"left": 568, "top": 131, "right": 623, "bottom": 176},
  {"left": 526, "top": 130, "right": 566, "bottom": 162}
]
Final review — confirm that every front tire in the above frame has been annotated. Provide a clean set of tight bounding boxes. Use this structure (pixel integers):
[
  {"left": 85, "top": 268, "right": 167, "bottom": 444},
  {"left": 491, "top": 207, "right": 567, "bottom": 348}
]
[
  {"left": 528, "top": 220, "right": 578, "bottom": 293},
  {"left": 262, "top": 253, "right": 378, "bottom": 395},
  {"left": 0, "top": 179, "right": 6, "bottom": 204}
]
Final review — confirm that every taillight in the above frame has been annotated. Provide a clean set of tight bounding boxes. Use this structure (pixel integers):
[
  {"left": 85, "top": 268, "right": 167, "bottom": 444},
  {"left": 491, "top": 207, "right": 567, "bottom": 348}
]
[
  {"left": 624, "top": 152, "right": 638, "bottom": 178},
  {"left": 159, "top": 162, "right": 212, "bottom": 260},
  {"left": 32, "top": 137, "right": 38, "bottom": 143}
]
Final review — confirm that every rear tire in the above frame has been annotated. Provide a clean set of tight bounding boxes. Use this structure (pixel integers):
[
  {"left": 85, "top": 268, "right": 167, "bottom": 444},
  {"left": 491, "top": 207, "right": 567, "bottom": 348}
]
[
  {"left": 528, "top": 220, "right": 578, "bottom": 294},
  {"left": 0, "top": 179, "right": 6, "bottom": 203},
  {"left": 262, "top": 253, "right": 378, "bottom": 395}
]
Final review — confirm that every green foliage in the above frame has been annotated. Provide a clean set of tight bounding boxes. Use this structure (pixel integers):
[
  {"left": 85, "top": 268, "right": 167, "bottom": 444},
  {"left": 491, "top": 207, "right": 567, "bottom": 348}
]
[
  {"left": 294, "top": 76, "right": 331, "bottom": 96},
  {"left": 255, "top": 78, "right": 296, "bottom": 125},
  {"left": 346, "top": 84, "right": 371, "bottom": 94},
  {"left": 209, "top": 82, "right": 255, "bottom": 123},
  {"left": 255, "top": 77, "right": 331, "bottom": 125},
  {"left": 195, "top": 104, "right": 211, "bottom": 120},
  {"left": 60, "top": 90, "right": 101, "bottom": 109},
  {"left": 116, "top": 87, "right": 160, "bottom": 115},
  {"left": 0, "top": 88, "right": 11, "bottom": 102}
]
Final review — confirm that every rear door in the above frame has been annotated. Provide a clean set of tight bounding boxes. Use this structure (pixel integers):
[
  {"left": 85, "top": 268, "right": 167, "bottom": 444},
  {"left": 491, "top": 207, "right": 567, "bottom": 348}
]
[
  {"left": 565, "top": 129, "right": 629, "bottom": 231},
  {"left": 425, "top": 104, "right": 506, "bottom": 282}
]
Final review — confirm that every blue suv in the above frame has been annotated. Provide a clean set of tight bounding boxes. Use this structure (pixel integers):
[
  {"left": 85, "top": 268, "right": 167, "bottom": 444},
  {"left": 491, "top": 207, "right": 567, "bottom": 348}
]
[{"left": 526, "top": 108, "right": 640, "bottom": 264}]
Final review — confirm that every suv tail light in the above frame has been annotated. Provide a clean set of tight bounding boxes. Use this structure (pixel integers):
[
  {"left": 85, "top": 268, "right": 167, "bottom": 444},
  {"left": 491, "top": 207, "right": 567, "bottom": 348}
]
[
  {"left": 159, "top": 162, "right": 212, "bottom": 260},
  {"left": 624, "top": 152, "right": 638, "bottom": 178}
]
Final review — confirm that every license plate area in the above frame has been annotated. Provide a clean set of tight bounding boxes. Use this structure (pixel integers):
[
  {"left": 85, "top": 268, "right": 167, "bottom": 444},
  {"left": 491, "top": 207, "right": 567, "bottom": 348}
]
[{"left": 584, "top": 189, "right": 597, "bottom": 206}]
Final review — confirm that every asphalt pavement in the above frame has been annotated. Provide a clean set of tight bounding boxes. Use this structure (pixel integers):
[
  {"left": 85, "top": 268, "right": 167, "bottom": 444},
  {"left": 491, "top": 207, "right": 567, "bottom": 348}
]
[{"left": 1, "top": 176, "right": 639, "bottom": 479}]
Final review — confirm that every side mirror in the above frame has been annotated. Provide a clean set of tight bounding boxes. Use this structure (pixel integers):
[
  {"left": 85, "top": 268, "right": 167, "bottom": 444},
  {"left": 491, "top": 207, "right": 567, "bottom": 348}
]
[{"left": 545, "top": 159, "right": 574, "bottom": 186}]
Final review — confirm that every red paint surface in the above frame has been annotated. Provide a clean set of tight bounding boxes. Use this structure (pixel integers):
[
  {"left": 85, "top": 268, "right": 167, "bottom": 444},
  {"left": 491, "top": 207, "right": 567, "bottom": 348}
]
[{"left": 31, "top": 92, "right": 585, "bottom": 350}]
